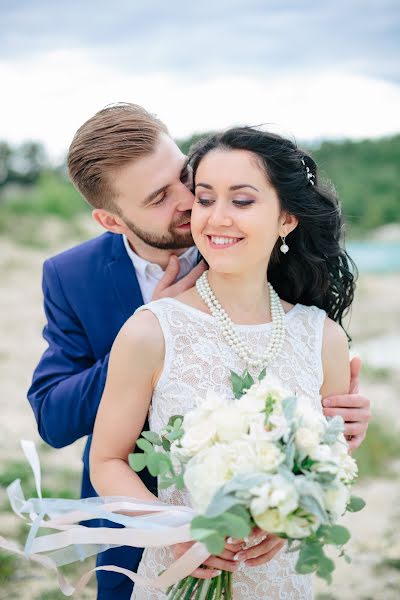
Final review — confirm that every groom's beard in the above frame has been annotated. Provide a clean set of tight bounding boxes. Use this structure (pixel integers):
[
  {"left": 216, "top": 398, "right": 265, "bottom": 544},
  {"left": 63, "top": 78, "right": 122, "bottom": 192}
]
[{"left": 122, "top": 211, "right": 194, "bottom": 250}]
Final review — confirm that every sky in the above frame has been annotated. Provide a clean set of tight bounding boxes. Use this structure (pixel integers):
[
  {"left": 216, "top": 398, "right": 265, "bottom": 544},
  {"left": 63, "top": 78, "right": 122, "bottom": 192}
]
[{"left": 1, "top": 0, "right": 399, "bottom": 161}]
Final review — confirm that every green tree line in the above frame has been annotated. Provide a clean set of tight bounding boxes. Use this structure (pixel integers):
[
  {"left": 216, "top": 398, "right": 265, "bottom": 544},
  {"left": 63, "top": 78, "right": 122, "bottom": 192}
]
[{"left": 0, "top": 134, "right": 399, "bottom": 237}]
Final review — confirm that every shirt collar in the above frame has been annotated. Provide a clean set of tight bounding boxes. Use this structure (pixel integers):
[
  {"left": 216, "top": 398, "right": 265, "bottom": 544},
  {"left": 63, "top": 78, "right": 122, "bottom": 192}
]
[{"left": 122, "top": 235, "right": 197, "bottom": 279}]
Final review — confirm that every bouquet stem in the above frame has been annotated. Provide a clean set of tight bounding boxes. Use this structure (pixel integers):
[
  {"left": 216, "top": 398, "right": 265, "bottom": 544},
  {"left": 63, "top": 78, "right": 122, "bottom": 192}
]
[{"left": 168, "top": 572, "right": 232, "bottom": 599}]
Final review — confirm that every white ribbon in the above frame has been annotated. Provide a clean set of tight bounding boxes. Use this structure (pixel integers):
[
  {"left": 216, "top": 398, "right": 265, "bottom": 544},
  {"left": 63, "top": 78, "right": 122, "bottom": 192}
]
[{"left": 0, "top": 441, "right": 210, "bottom": 595}]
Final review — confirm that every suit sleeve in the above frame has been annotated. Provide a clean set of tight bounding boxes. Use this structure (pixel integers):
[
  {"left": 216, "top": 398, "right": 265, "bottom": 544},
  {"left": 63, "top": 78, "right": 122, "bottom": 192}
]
[{"left": 27, "top": 260, "right": 110, "bottom": 448}]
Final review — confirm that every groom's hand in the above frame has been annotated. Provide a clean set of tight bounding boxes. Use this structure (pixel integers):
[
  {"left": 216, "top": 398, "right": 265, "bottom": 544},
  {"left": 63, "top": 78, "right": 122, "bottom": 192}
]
[
  {"left": 152, "top": 257, "right": 207, "bottom": 300},
  {"left": 322, "top": 356, "right": 371, "bottom": 451}
]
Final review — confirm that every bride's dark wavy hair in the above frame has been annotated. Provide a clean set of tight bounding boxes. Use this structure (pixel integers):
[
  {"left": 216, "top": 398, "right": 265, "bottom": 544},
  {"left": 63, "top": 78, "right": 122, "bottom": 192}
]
[{"left": 189, "top": 127, "right": 357, "bottom": 335}]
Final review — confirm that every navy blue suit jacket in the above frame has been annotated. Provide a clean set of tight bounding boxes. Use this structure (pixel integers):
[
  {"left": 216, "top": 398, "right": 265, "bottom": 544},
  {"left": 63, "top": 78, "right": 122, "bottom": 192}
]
[{"left": 28, "top": 231, "right": 157, "bottom": 591}]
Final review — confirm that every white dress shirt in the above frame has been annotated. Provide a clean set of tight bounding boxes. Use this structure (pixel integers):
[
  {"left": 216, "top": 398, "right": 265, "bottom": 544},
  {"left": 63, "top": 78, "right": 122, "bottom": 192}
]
[{"left": 122, "top": 235, "right": 198, "bottom": 304}]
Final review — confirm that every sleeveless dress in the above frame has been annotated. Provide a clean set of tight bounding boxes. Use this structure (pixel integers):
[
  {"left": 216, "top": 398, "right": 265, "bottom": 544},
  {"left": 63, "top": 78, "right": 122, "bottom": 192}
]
[{"left": 132, "top": 297, "right": 326, "bottom": 600}]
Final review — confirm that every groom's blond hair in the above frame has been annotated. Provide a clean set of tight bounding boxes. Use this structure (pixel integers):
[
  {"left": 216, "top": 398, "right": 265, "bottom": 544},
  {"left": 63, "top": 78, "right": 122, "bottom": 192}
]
[{"left": 68, "top": 103, "right": 168, "bottom": 210}]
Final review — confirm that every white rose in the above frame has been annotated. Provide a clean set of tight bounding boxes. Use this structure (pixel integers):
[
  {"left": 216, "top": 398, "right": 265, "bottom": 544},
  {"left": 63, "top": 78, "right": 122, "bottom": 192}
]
[
  {"left": 295, "top": 427, "right": 320, "bottom": 454},
  {"left": 178, "top": 419, "right": 217, "bottom": 458},
  {"left": 323, "top": 483, "right": 350, "bottom": 519},
  {"left": 253, "top": 508, "right": 286, "bottom": 533},
  {"left": 254, "top": 440, "right": 285, "bottom": 472},
  {"left": 284, "top": 511, "right": 320, "bottom": 538}
]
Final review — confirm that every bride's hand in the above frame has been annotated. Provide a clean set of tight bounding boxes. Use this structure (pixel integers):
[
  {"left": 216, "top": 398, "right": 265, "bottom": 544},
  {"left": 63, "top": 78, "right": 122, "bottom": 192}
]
[
  {"left": 170, "top": 539, "right": 243, "bottom": 579},
  {"left": 232, "top": 527, "right": 286, "bottom": 567}
]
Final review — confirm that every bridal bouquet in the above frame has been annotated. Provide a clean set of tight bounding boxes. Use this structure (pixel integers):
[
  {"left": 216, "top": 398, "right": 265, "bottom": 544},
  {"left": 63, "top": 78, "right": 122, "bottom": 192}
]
[{"left": 130, "top": 370, "right": 365, "bottom": 599}]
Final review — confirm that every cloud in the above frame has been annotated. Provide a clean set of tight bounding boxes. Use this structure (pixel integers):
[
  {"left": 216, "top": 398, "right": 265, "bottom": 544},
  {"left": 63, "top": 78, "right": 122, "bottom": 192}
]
[
  {"left": 1, "top": 48, "right": 399, "bottom": 160},
  {"left": 1, "top": 0, "right": 399, "bottom": 82}
]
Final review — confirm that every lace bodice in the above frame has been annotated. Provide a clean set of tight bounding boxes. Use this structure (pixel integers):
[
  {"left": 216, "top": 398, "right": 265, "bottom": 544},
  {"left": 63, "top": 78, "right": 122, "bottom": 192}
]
[{"left": 132, "top": 298, "right": 326, "bottom": 599}]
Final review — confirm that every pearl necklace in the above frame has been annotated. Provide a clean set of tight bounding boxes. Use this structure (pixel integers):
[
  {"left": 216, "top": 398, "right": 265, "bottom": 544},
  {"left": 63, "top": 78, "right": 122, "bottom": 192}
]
[{"left": 195, "top": 271, "right": 285, "bottom": 370}]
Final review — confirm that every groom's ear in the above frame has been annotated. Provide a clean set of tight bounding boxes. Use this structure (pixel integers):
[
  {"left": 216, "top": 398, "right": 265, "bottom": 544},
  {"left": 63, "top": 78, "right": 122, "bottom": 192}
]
[{"left": 92, "top": 208, "right": 127, "bottom": 234}]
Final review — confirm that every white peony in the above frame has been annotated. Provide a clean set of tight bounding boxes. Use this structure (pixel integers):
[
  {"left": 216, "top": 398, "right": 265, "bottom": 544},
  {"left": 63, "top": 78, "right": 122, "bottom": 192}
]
[
  {"left": 250, "top": 474, "right": 299, "bottom": 517},
  {"left": 184, "top": 440, "right": 260, "bottom": 513},
  {"left": 211, "top": 406, "right": 248, "bottom": 443},
  {"left": 295, "top": 427, "right": 320, "bottom": 454},
  {"left": 183, "top": 444, "right": 232, "bottom": 512},
  {"left": 323, "top": 483, "right": 350, "bottom": 519},
  {"left": 295, "top": 400, "right": 326, "bottom": 437}
]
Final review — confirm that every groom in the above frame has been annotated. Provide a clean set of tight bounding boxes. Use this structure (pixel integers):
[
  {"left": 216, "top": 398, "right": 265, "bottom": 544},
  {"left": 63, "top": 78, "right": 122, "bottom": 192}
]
[{"left": 28, "top": 103, "right": 371, "bottom": 600}]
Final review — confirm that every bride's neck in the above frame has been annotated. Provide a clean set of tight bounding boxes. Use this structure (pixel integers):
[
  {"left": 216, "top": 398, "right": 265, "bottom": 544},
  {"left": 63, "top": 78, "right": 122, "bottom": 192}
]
[{"left": 207, "top": 268, "right": 271, "bottom": 324}]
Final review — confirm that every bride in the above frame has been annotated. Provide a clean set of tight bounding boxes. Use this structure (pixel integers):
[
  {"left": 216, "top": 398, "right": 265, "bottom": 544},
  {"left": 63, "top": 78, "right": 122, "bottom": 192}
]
[{"left": 90, "top": 126, "right": 355, "bottom": 599}]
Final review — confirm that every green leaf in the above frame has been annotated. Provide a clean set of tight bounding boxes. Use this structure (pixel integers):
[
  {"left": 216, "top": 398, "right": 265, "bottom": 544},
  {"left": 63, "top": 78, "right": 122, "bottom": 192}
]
[
  {"left": 136, "top": 438, "right": 154, "bottom": 453},
  {"left": 128, "top": 453, "right": 147, "bottom": 472},
  {"left": 221, "top": 512, "right": 251, "bottom": 539},
  {"left": 230, "top": 370, "right": 246, "bottom": 399},
  {"left": 347, "top": 495, "right": 366, "bottom": 513},
  {"left": 204, "top": 532, "right": 225, "bottom": 555},
  {"left": 316, "top": 553, "right": 335, "bottom": 582},
  {"left": 161, "top": 438, "right": 171, "bottom": 452},
  {"left": 242, "top": 370, "right": 254, "bottom": 391},
  {"left": 258, "top": 367, "right": 267, "bottom": 381},
  {"left": 166, "top": 415, "right": 184, "bottom": 428},
  {"left": 318, "top": 524, "right": 351, "bottom": 546},
  {"left": 141, "top": 431, "right": 163, "bottom": 445},
  {"left": 344, "top": 554, "right": 352, "bottom": 564},
  {"left": 146, "top": 452, "right": 172, "bottom": 477}
]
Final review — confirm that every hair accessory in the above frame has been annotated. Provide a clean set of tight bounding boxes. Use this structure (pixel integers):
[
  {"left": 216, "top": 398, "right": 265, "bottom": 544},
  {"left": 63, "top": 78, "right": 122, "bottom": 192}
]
[
  {"left": 280, "top": 236, "right": 289, "bottom": 254},
  {"left": 301, "top": 158, "right": 315, "bottom": 186}
]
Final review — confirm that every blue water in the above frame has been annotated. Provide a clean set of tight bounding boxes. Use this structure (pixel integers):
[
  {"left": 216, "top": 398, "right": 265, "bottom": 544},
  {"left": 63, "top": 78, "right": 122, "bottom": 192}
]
[{"left": 347, "top": 241, "right": 400, "bottom": 273}]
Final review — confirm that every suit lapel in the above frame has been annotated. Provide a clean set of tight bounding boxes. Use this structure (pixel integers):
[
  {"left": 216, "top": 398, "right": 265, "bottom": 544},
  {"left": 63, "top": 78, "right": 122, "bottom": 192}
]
[{"left": 107, "top": 234, "right": 143, "bottom": 320}]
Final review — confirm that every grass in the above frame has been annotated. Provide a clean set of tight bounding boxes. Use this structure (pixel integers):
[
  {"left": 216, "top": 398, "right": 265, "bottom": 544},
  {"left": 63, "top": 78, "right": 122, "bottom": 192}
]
[
  {"left": 353, "top": 419, "right": 400, "bottom": 479},
  {"left": 0, "top": 551, "right": 17, "bottom": 583},
  {"left": 362, "top": 362, "right": 392, "bottom": 381}
]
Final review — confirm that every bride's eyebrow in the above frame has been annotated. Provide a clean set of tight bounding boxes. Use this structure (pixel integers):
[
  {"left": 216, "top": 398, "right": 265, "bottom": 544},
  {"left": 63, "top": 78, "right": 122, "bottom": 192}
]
[{"left": 195, "top": 183, "right": 260, "bottom": 192}]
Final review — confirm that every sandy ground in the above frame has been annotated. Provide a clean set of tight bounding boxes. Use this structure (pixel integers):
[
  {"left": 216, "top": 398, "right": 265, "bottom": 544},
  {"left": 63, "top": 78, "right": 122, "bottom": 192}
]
[{"left": 0, "top": 222, "right": 399, "bottom": 599}]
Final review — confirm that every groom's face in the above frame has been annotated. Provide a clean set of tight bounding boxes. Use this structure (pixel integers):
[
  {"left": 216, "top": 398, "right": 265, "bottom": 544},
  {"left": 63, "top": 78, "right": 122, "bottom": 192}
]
[{"left": 110, "top": 133, "right": 195, "bottom": 250}]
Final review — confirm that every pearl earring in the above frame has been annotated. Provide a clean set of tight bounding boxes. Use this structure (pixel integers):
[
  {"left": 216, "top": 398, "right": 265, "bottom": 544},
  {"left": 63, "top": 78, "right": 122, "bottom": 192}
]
[{"left": 280, "top": 236, "right": 289, "bottom": 254}]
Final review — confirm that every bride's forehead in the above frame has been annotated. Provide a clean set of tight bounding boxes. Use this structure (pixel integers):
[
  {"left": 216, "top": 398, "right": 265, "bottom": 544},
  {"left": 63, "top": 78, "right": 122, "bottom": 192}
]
[{"left": 196, "top": 149, "right": 267, "bottom": 184}]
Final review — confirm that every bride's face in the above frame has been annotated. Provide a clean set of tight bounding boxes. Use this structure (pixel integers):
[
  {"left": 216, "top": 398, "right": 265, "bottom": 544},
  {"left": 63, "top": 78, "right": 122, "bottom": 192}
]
[{"left": 191, "top": 149, "right": 289, "bottom": 275}]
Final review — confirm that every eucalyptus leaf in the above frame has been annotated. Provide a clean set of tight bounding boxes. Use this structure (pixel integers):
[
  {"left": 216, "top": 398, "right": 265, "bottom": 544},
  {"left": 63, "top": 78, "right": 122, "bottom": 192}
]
[
  {"left": 136, "top": 438, "right": 154, "bottom": 454},
  {"left": 346, "top": 495, "right": 366, "bottom": 513},
  {"left": 128, "top": 453, "right": 147, "bottom": 472},
  {"left": 221, "top": 512, "right": 251, "bottom": 539},
  {"left": 141, "top": 431, "right": 163, "bottom": 445}
]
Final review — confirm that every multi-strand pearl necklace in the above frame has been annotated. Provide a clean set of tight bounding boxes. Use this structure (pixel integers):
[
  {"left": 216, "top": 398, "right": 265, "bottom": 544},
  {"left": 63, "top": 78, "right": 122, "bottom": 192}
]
[{"left": 195, "top": 271, "right": 285, "bottom": 370}]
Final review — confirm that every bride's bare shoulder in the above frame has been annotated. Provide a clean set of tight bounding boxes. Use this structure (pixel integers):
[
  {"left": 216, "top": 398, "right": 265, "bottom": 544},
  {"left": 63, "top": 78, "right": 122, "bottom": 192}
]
[{"left": 114, "top": 309, "right": 165, "bottom": 363}]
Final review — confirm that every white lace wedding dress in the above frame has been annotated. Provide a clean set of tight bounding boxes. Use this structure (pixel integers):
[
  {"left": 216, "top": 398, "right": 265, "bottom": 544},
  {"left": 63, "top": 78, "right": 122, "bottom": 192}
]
[{"left": 132, "top": 297, "right": 326, "bottom": 599}]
